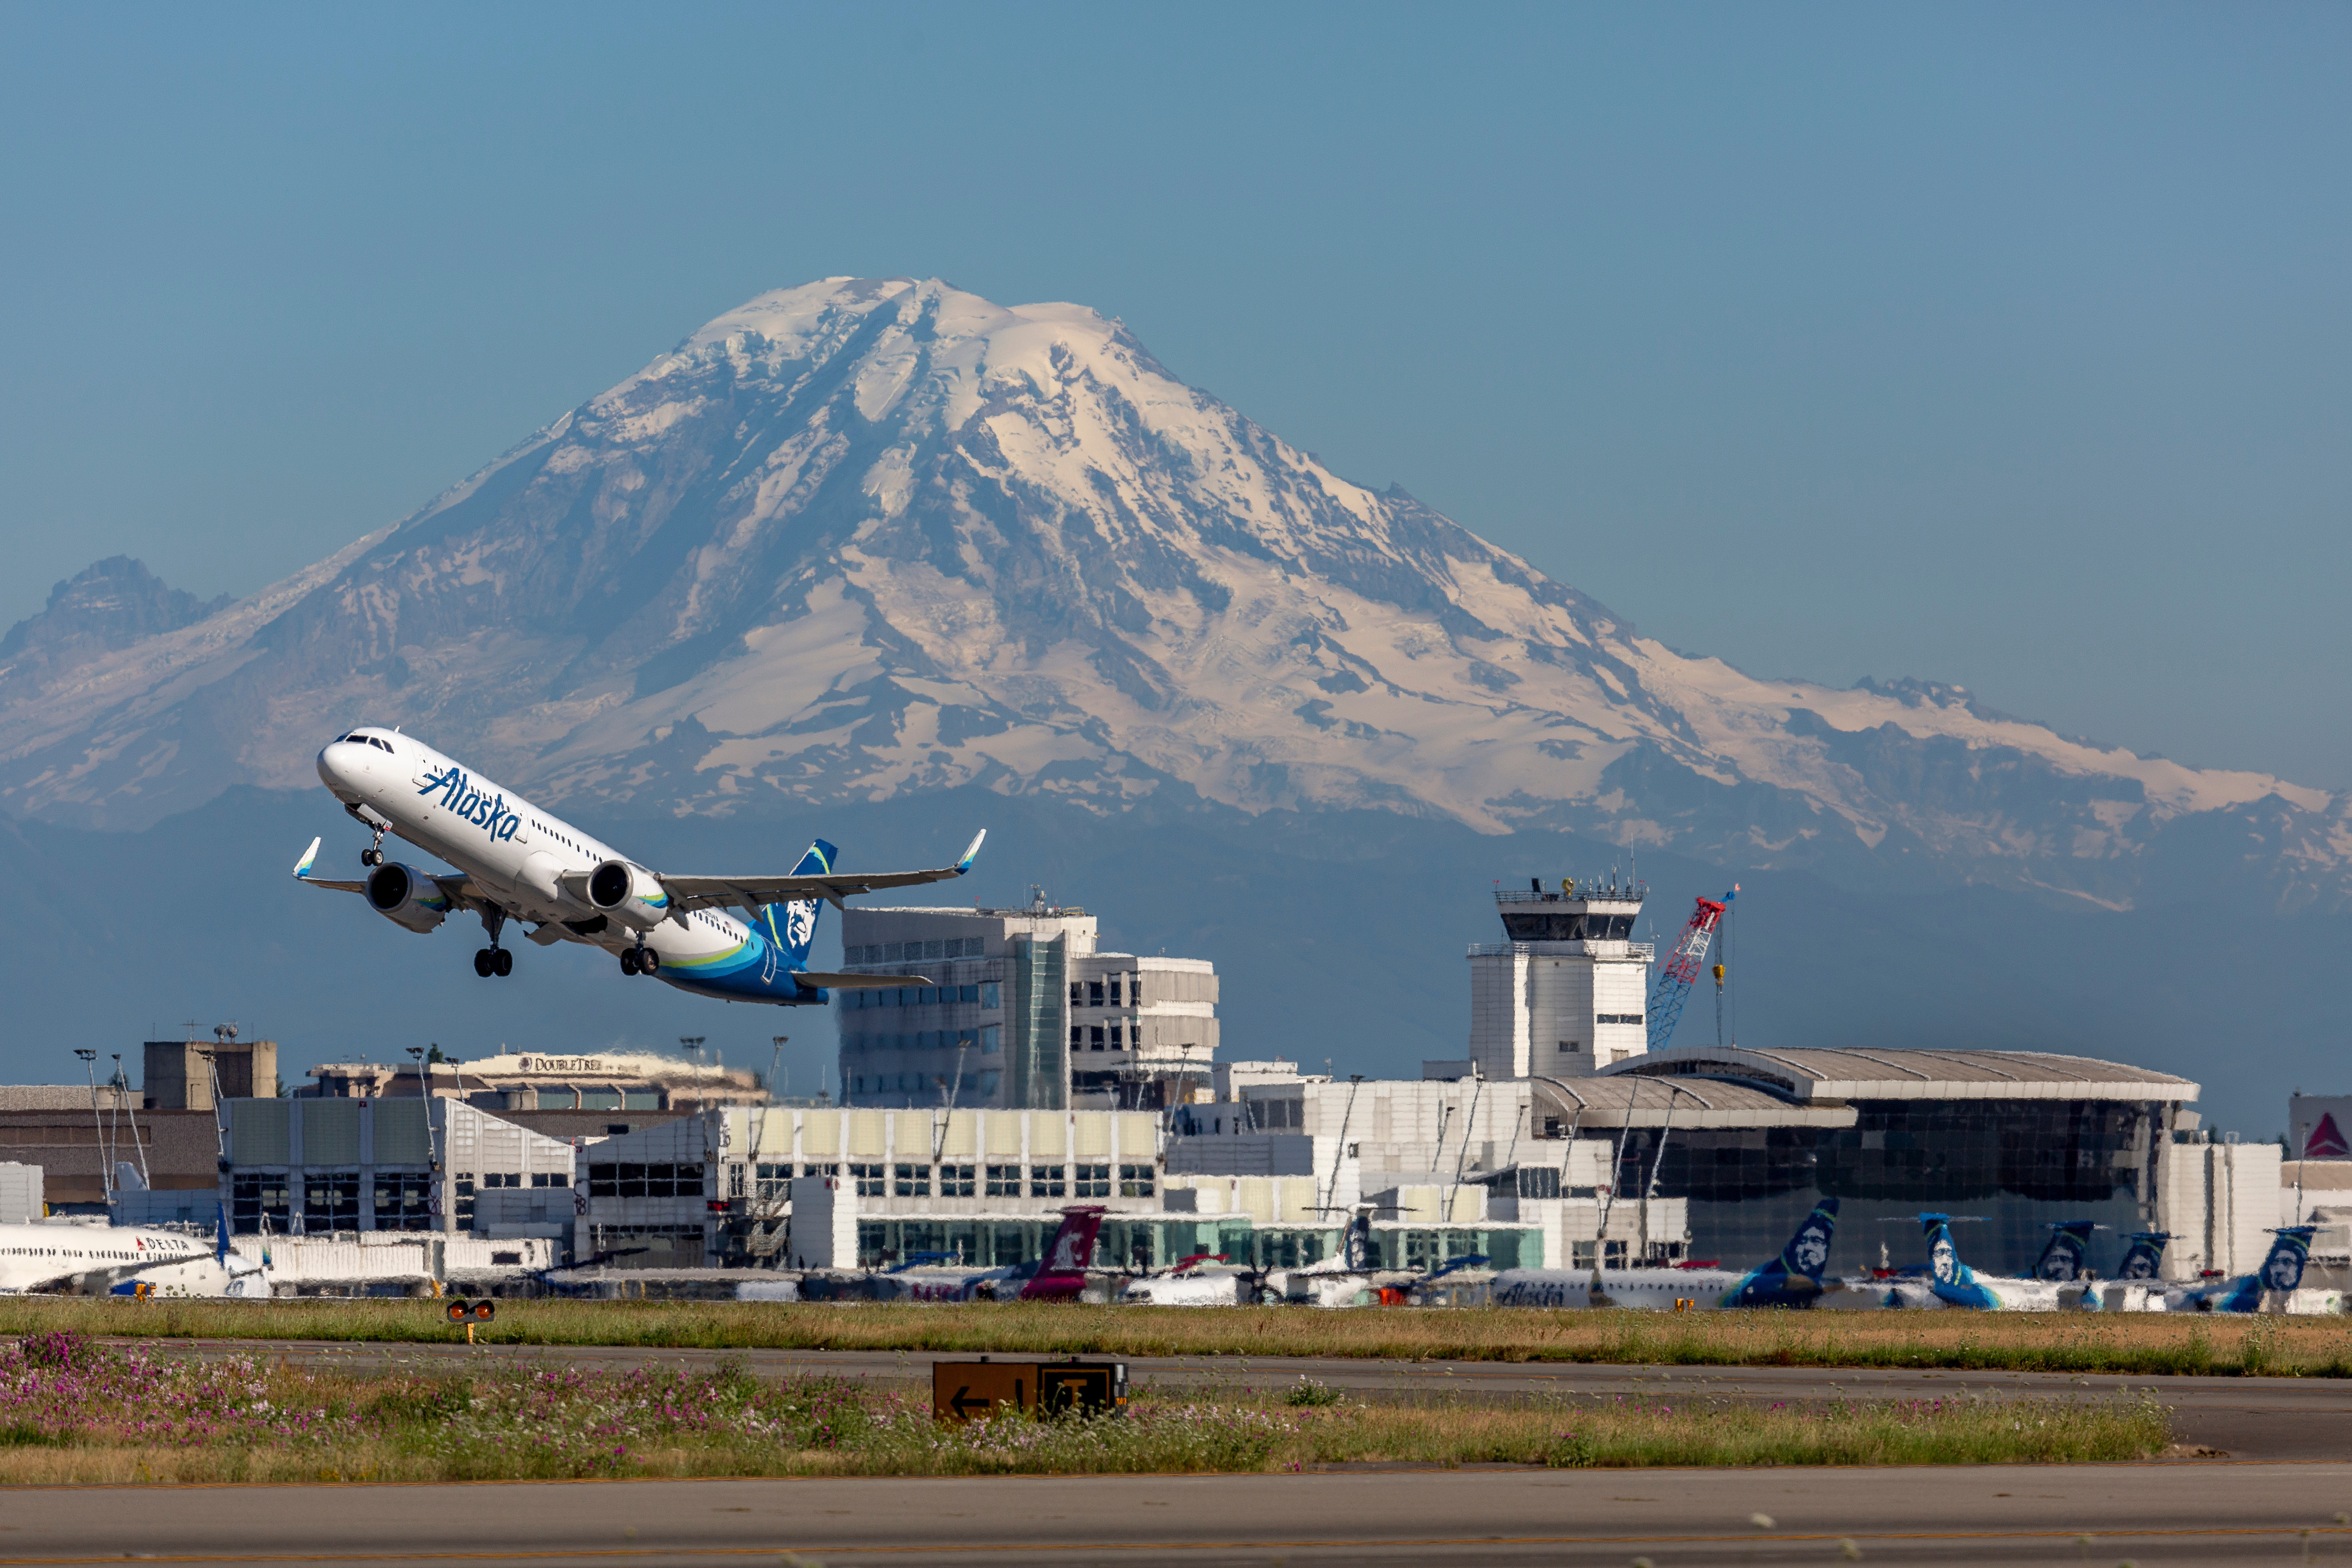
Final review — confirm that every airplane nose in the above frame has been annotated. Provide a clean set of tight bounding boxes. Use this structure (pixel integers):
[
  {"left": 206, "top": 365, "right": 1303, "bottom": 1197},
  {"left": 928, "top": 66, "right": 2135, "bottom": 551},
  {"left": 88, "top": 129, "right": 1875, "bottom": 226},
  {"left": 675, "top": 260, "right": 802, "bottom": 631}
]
[{"left": 316, "top": 739, "right": 366, "bottom": 795}]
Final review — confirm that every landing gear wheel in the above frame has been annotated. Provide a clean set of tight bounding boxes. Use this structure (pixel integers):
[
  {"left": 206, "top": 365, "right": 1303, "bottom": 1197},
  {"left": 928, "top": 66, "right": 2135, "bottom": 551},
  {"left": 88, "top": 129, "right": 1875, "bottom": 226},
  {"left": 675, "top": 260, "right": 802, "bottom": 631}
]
[
  {"left": 473, "top": 949, "right": 493, "bottom": 978},
  {"left": 637, "top": 948, "right": 659, "bottom": 976},
  {"left": 619, "top": 948, "right": 640, "bottom": 977},
  {"left": 493, "top": 948, "right": 514, "bottom": 978},
  {"left": 361, "top": 848, "right": 383, "bottom": 867}
]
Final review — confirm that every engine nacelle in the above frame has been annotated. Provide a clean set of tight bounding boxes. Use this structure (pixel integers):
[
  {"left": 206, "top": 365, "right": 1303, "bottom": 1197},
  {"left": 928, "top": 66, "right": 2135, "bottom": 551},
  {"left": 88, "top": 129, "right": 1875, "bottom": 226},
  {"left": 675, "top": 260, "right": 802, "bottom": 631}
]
[
  {"left": 366, "top": 862, "right": 449, "bottom": 934},
  {"left": 586, "top": 859, "right": 672, "bottom": 932}
]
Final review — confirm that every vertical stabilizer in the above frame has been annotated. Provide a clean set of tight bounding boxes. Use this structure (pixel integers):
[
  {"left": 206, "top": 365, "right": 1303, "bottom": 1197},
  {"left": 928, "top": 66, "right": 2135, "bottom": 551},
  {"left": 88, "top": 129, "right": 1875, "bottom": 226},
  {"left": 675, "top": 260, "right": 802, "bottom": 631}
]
[
  {"left": 1018, "top": 1205, "right": 1107, "bottom": 1301},
  {"left": 763, "top": 839, "right": 837, "bottom": 969},
  {"left": 1720, "top": 1196, "right": 1839, "bottom": 1306},
  {"left": 2213, "top": 1225, "right": 2320, "bottom": 1310},
  {"left": 2033, "top": 1221, "right": 2100, "bottom": 1281},
  {"left": 2114, "top": 1232, "right": 2172, "bottom": 1280}
]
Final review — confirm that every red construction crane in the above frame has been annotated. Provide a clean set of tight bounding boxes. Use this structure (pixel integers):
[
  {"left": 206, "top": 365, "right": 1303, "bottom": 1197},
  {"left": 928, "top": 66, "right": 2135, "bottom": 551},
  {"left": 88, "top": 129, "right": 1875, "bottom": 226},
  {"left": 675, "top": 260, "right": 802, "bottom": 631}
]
[{"left": 1645, "top": 885, "right": 1737, "bottom": 1053}]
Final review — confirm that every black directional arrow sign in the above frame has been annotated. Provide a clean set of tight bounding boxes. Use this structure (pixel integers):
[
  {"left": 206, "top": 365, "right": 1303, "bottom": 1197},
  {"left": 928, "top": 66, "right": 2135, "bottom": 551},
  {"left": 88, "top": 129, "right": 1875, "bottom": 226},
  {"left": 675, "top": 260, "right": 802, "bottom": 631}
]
[{"left": 931, "top": 1363, "right": 1027, "bottom": 1423}]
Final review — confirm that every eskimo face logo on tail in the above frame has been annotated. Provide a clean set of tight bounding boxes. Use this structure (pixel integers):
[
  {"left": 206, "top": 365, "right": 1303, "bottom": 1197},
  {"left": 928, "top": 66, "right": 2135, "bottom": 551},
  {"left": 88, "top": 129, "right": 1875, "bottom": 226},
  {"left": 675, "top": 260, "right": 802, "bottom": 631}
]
[
  {"left": 782, "top": 899, "right": 818, "bottom": 953},
  {"left": 1788, "top": 1215, "right": 1833, "bottom": 1278},
  {"left": 418, "top": 766, "right": 520, "bottom": 842}
]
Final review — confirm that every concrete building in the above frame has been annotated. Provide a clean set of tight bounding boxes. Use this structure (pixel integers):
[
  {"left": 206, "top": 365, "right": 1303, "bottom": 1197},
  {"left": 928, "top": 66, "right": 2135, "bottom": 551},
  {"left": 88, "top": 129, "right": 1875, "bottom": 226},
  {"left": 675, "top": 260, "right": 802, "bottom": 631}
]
[
  {"left": 1468, "top": 880, "right": 1654, "bottom": 1079},
  {"left": 215, "top": 1097, "right": 576, "bottom": 1237},
  {"left": 0, "top": 1163, "right": 40, "bottom": 1223},
  {"left": 144, "top": 1029, "right": 277, "bottom": 1110},
  {"left": 3, "top": 1108, "right": 219, "bottom": 1211},
  {"left": 300, "top": 1051, "right": 765, "bottom": 1110},
  {"left": 836, "top": 894, "right": 1219, "bottom": 1111}
]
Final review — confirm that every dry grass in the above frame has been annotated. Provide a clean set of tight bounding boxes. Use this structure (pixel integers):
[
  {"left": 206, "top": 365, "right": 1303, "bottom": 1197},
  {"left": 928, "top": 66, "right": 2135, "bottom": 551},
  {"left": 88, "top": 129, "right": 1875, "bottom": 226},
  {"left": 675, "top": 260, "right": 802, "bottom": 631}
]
[
  {"left": 1, "top": 1296, "right": 2345, "bottom": 1377},
  {"left": 0, "top": 1333, "right": 2169, "bottom": 1483}
]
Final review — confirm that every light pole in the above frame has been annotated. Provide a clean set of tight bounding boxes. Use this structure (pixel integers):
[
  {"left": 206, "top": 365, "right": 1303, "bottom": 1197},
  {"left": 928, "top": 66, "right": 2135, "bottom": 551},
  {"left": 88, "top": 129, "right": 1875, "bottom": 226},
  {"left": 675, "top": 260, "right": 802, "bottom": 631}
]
[
  {"left": 679, "top": 1036, "right": 707, "bottom": 1111},
  {"left": 75, "top": 1050, "right": 111, "bottom": 1204}
]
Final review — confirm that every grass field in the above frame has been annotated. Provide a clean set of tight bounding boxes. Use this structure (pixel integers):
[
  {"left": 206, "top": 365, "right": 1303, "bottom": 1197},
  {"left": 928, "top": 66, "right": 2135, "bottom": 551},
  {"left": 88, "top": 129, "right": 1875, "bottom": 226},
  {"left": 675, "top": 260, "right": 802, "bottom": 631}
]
[
  {"left": 0, "top": 1331, "right": 2169, "bottom": 1483},
  {"left": 3, "top": 1296, "right": 2349, "bottom": 1377}
]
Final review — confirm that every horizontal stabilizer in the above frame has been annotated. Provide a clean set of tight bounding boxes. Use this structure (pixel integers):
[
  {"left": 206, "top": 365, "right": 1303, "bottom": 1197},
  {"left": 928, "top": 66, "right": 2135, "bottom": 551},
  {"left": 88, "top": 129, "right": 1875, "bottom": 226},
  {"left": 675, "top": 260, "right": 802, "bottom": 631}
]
[{"left": 793, "top": 971, "right": 937, "bottom": 989}]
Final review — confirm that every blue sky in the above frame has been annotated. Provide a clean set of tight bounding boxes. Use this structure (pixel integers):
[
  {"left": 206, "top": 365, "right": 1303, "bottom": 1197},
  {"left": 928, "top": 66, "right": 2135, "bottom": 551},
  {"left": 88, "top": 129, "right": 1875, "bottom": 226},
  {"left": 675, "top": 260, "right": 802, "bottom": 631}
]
[{"left": 3, "top": 3, "right": 2347, "bottom": 784}]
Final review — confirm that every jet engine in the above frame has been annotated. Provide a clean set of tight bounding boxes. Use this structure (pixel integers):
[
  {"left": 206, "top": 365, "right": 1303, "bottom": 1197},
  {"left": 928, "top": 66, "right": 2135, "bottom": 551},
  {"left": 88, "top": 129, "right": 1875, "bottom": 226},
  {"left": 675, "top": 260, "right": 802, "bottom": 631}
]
[
  {"left": 586, "top": 859, "right": 672, "bottom": 931},
  {"left": 366, "top": 862, "right": 450, "bottom": 933}
]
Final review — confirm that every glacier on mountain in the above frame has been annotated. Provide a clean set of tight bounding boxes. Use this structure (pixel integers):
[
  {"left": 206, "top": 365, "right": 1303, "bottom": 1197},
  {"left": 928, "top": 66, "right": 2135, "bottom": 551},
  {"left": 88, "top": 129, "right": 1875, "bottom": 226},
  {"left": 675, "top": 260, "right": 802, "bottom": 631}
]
[{"left": 1, "top": 276, "right": 2344, "bottom": 910}]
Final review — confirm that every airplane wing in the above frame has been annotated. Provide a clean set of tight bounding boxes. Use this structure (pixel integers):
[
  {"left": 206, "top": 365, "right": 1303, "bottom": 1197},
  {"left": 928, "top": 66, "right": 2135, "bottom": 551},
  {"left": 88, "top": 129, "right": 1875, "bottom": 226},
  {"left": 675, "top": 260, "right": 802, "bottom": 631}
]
[
  {"left": 655, "top": 830, "right": 987, "bottom": 913},
  {"left": 291, "top": 837, "right": 368, "bottom": 893},
  {"left": 293, "top": 837, "right": 476, "bottom": 908}
]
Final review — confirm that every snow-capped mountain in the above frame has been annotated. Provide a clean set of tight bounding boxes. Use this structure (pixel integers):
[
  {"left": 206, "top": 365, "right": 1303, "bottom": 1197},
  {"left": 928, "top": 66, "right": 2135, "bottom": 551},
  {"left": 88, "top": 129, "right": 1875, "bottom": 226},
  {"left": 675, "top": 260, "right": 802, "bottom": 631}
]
[{"left": 1, "top": 276, "right": 2343, "bottom": 909}]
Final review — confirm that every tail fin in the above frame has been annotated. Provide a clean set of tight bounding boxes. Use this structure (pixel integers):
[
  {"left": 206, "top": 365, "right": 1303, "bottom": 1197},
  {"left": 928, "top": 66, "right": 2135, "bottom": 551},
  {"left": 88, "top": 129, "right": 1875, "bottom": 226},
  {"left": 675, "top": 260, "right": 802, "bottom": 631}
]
[
  {"left": 217, "top": 1201, "right": 230, "bottom": 1265},
  {"left": 2256, "top": 1226, "right": 2317, "bottom": 1293},
  {"left": 2033, "top": 1221, "right": 2100, "bottom": 1281},
  {"left": 1911, "top": 1212, "right": 1995, "bottom": 1305},
  {"left": 1018, "top": 1205, "right": 1107, "bottom": 1301},
  {"left": 1718, "top": 1197, "right": 1838, "bottom": 1306},
  {"left": 762, "top": 839, "right": 837, "bottom": 969},
  {"left": 2114, "top": 1232, "right": 2172, "bottom": 1280}
]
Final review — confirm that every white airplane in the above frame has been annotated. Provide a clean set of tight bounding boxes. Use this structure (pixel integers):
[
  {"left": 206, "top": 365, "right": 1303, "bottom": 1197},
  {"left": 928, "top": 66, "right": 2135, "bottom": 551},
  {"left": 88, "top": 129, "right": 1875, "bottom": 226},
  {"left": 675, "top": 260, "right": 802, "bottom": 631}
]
[
  {"left": 1490, "top": 1199, "right": 1862, "bottom": 1311},
  {"left": 0, "top": 1207, "right": 269, "bottom": 1297},
  {"left": 295, "top": 726, "right": 982, "bottom": 1003}
]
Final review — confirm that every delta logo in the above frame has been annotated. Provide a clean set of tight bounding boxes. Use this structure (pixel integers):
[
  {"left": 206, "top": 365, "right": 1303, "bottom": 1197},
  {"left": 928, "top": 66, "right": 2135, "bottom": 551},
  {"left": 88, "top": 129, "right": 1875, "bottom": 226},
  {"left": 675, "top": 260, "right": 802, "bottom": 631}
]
[{"left": 2305, "top": 1113, "right": 2350, "bottom": 1159}]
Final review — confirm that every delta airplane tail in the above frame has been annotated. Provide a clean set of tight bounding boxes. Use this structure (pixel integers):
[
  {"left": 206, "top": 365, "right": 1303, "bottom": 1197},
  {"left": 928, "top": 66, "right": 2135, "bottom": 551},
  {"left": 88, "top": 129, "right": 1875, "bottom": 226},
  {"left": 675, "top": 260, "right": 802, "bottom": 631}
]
[{"left": 1718, "top": 1197, "right": 1840, "bottom": 1306}]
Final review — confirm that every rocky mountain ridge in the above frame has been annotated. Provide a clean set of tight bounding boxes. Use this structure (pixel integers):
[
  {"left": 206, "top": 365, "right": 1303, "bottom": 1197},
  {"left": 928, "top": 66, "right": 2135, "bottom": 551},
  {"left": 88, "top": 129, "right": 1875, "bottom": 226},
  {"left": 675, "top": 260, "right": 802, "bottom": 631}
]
[{"left": 1, "top": 276, "right": 2343, "bottom": 910}]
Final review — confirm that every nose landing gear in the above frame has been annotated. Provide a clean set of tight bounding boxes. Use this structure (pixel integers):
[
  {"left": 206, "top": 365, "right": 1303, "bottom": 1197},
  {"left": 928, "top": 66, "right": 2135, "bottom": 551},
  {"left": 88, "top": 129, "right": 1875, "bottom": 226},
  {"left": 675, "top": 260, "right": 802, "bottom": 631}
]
[{"left": 344, "top": 802, "right": 390, "bottom": 867}]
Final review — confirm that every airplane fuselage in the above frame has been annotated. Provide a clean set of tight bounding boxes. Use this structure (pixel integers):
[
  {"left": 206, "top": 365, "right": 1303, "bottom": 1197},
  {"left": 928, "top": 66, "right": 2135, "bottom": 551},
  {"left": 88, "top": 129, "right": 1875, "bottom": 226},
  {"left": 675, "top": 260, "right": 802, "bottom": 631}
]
[
  {"left": 0, "top": 1223, "right": 228, "bottom": 1296},
  {"left": 316, "top": 730, "right": 824, "bottom": 1004}
]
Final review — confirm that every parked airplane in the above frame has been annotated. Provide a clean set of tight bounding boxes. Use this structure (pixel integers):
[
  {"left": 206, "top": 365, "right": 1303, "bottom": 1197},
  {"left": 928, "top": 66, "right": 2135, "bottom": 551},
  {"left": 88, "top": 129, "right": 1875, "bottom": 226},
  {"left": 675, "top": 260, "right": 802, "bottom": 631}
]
[
  {"left": 297, "top": 727, "right": 982, "bottom": 1003},
  {"left": 2168, "top": 1226, "right": 2340, "bottom": 1314},
  {"left": 0, "top": 1206, "right": 268, "bottom": 1297},
  {"left": 800, "top": 1207, "right": 1108, "bottom": 1303},
  {"left": 1870, "top": 1215, "right": 2103, "bottom": 1311},
  {"left": 1488, "top": 1198, "right": 1849, "bottom": 1310}
]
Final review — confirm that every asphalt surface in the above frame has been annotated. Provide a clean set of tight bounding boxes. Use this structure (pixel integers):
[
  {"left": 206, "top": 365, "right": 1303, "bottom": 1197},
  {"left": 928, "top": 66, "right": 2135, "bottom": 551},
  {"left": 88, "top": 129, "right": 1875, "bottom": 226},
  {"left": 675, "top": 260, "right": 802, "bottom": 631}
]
[
  {"left": 120, "top": 1337, "right": 2352, "bottom": 1461},
  {"left": 4, "top": 1465, "right": 2352, "bottom": 1565}
]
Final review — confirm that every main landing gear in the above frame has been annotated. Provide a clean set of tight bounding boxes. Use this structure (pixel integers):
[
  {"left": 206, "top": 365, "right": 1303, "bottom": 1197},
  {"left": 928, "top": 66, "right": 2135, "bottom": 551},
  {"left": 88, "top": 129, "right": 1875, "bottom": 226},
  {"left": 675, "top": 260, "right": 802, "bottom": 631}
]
[
  {"left": 473, "top": 909, "right": 513, "bottom": 979},
  {"left": 619, "top": 944, "right": 660, "bottom": 977}
]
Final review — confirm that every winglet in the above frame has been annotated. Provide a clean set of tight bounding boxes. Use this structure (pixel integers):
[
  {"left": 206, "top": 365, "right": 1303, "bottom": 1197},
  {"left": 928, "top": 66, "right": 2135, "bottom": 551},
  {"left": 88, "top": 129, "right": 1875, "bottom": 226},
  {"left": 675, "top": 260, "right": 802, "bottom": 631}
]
[
  {"left": 956, "top": 829, "right": 987, "bottom": 873},
  {"left": 293, "top": 837, "right": 322, "bottom": 880}
]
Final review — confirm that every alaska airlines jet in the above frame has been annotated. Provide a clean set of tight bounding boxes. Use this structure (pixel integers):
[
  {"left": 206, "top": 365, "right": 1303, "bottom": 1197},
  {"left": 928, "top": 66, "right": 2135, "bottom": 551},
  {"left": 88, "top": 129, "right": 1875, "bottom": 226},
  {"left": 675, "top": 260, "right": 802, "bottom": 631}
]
[
  {"left": 295, "top": 727, "right": 981, "bottom": 1003},
  {"left": 0, "top": 1208, "right": 268, "bottom": 1297},
  {"left": 1488, "top": 1198, "right": 1849, "bottom": 1310},
  {"left": 1871, "top": 1215, "right": 2103, "bottom": 1311}
]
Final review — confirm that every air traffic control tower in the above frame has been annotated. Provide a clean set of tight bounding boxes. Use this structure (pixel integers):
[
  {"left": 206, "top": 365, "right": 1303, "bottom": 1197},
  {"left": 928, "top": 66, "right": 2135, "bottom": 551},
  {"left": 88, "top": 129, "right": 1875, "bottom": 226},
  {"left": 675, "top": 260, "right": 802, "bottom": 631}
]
[{"left": 1467, "top": 879, "right": 1654, "bottom": 1080}]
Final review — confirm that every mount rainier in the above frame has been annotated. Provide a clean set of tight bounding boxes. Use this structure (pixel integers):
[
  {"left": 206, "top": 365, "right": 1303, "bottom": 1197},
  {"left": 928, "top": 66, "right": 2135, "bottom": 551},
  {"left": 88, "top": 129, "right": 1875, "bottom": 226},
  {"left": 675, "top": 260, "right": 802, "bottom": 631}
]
[{"left": 1, "top": 275, "right": 2344, "bottom": 914}]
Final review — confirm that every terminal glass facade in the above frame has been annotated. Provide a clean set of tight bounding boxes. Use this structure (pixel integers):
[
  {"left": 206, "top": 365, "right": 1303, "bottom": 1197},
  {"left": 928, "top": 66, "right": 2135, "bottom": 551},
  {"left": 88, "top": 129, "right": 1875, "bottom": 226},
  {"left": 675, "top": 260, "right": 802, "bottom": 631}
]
[{"left": 1603, "top": 1097, "right": 2169, "bottom": 1277}]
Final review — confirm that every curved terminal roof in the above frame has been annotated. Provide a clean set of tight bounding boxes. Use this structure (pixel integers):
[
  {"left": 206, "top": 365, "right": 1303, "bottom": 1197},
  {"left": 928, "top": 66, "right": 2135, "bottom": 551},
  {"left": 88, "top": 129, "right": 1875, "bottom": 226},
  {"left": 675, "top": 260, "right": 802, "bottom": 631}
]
[
  {"left": 1603, "top": 1047, "right": 2199, "bottom": 1104},
  {"left": 1529, "top": 1074, "right": 1857, "bottom": 1129}
]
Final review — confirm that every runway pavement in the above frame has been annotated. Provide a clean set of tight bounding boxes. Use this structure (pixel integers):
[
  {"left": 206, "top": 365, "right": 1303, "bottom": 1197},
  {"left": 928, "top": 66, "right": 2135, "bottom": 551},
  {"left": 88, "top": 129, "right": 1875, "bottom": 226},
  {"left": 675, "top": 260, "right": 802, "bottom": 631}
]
[
  {"left": 116, "top": 1337, "right": 2352, "bottom": 1461},
  {"left": 3, "top": 1464, "right": 2351, "bottom": 1565}
]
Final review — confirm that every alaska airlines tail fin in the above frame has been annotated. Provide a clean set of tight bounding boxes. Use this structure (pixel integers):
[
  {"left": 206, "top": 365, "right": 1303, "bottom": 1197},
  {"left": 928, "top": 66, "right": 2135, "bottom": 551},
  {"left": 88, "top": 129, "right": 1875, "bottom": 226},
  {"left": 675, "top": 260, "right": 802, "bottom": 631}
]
[
  {"left": 2114, "top": 1232, "right": 2172, "bottom": 1280},
  {"left": 2033, "top": 1221, "right": 2100, "bottom": 1281},
  {"left": 761, "top": 839, "right": 837, "bottom": 969},
  {"left": 2256, "top": 1226, "right": 2316, "bottom": 1293},
  {"left": 1907, "top": 1213, "right": 1999, "bottom": 1307},
  {"left": 1719, "top": 1197, "right": 1839, "bottom": 1306},
  {"left": 1017, "top": 1205, "right": 1108, "bottom": 1301}
]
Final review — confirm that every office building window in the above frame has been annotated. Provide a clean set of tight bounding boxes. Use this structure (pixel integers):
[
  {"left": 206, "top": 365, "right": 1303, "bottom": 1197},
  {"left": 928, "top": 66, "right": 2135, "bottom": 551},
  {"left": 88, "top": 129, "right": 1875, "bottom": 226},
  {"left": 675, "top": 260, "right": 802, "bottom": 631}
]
[
  {"left": 1118, "top": 1164, "right": 1154, "bottom": 1199},
  {"left": 1090, "top": 1026, "right": 1106, "bottom": 1052},
  {"left": 1032, "top": 1164, "right": 1066, "bottom": 1198},
  {"left": 1107, "top": 1022, "right": 1123, "bottom": 1050},
  {"left": 1107, "top": 975, "right": 1122, "bottom": 1005},
  {"left": 980, "top": 983, "right": 1001, "bottom": 1008},
  {"left": 453, "top": 1175, "right": 476, "bottom": 1225},
  {"left": 481, "top": 1172, "right": 522, "bottom": 1188},
  {"left": 939, "top": 1164, "right": 976, "bottom": 1198},
  {"left": 1088, "top": 979, "right": 1104, "bottom": 1008},
  {"left": 303, "top": 1175, "right": 359, "bottom": 1230},
  {"left": 849, "top": 1163, "right": 885, "bottom": 1197},
  {"left": 985, "top": 1163, "right": 1021, "bottom": 1197},
  {"left": 755, "top": 1163, "right": 792, "bottom": 1199},
  {"left": 894, "top": 1162, "right": 929, "bottom": 1198},
  {"left": 980, "top": 1025, "right": 1001, "bottom": 1054},
  {"left": 1071, "top": 1025, "right": 1084, "bottom": 1052},
  {"left": 1074, "top": 1164, "right": 1111, "bottom": 1199},
  {"left": 371, "top": 1173, "right": 433, "bottom": 1232},
  {"left": 529, "top": 1172, "right": 568, "bottom": 1188},
  {"left": 1069, "top": 980, "right": 1083, "bottom": 1007}
]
